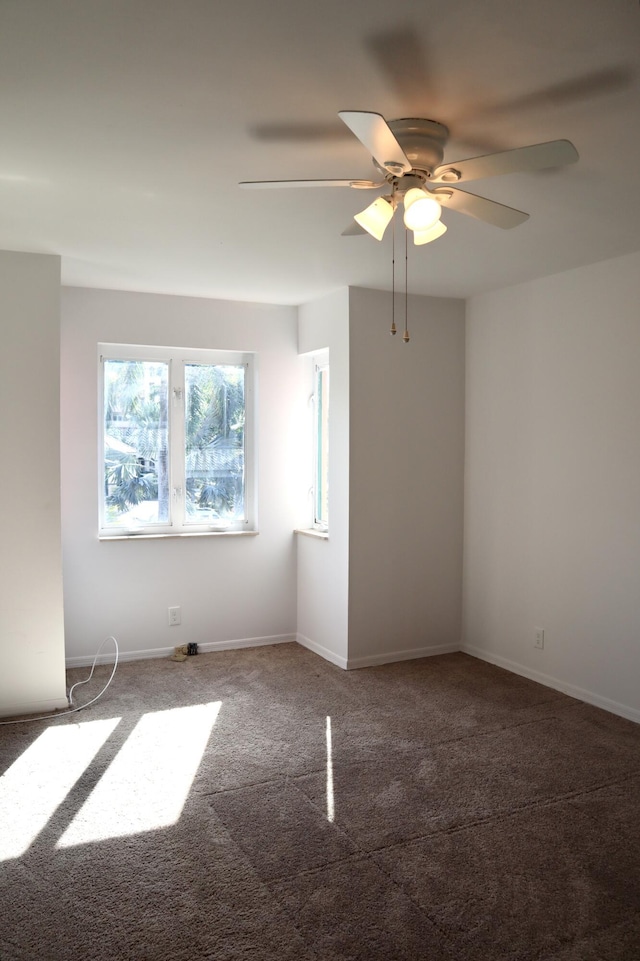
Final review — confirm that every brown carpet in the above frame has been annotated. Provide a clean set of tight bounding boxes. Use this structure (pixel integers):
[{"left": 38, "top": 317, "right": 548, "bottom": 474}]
[{"left": 1, "top": 645, "right": 639, "bottom": 960}]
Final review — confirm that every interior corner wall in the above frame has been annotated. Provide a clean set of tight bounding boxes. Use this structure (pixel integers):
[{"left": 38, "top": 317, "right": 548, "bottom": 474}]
[
  {"left": 463, "top": 250, "right": 640, "bottom": 721},
  {"left": 61, "top": 287, "right": 299, "bottom": 664},
  {"left": 296, "top": 288, "right": 350, "bottom": 668},
  {"left": 347, "top": 286, "right": 466, "bottom": 667},
  {"left": 0, "top": 251, "right": 67, "bottom": 717}
]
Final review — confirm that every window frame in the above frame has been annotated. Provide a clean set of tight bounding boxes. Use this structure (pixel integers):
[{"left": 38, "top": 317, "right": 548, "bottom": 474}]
[
  {"left": 98, "top": 343, "right": 256, "bottom": 538},
  {"left": 312, "top": 354, "right": 329, "bottom": 533}
]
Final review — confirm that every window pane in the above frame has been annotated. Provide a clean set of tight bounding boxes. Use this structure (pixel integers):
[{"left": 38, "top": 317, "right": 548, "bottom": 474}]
[
  {"left": 315, "top": 365, "right": 329, "bottom": 528},
  {"left": 103, "top": 359, "right": 169, "bottom": 527},
  {"left": 184, "top": 364, "right": 245, "bottom": 525}
]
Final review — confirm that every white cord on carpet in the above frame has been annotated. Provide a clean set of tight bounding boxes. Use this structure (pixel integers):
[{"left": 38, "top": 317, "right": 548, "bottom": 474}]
[{"left": 0, "top": 635, "right": 119, "bottom": 726}]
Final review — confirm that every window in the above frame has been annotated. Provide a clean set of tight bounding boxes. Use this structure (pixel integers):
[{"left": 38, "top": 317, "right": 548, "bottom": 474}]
[
  {"left": 99, "top": 344, "right": 254, "bottom": 536},
  {"left": 313, "top": 358, "right": 329, "bottom": 531}
]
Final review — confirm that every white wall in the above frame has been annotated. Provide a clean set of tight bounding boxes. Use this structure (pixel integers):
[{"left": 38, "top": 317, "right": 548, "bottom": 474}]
[
  {"left": 61, "top": 287, "right": 299, "bottom": 664},
  {"left": 59, "top": 255, "right": 640, "bottom": 722},
  {"left": 296, "top": 288, "right": 350, "bottom": 667},
  {"left": 463, "top": 251, "right": 640, "bottom": 721},
  {"left": 0, "top": 251, "right": 67, "bottom": 716},
  {"left": 347, "top": 287, "right": 466, "bottom": 666}
]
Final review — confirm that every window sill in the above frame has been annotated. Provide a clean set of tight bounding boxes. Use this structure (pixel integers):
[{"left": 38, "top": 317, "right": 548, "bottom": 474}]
[
  {"left": 99, "top": 530, "right": 259, "bottom": 541},
  {"left": 294, "top": 528, "right": 329, "bottom": 540}
]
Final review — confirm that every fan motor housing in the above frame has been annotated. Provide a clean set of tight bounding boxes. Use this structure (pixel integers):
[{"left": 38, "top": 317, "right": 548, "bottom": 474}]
[{"left": 383, "top": 118, "right": 449, "bottom": 177}]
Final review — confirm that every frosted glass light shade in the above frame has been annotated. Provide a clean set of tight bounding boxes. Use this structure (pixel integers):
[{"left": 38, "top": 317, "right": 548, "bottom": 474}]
[
  {"left": 354, "top": 196, "right": 394, "bottom": 241},
  {"left": 413, "top": 220, "right": 447, "bottom": 245},
  {"left": 403, "top": 188, "right": 441, "bottom": 231}
]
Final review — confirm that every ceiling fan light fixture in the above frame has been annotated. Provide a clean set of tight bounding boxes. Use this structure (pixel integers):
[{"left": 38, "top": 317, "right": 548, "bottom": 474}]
[
  {"left": 403, "top": 188, "right": 441, "bottom": 231},
  {"left": 413, "top": 220, "right": 447, "bottom": 245},
  {"left": 354, "top": 195, "right": 394, "bottom": 241}
]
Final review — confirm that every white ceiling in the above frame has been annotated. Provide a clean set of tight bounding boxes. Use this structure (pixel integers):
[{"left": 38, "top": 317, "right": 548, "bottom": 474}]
[{"left": 2, "top": 0, "right": 640, "bottom": 305}]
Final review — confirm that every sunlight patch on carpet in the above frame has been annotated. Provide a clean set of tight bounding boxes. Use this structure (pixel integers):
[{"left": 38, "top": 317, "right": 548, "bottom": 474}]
[
  {"left": 56, "top": 701, "right": 221, "bottom": 847},
  {"left": 326, "top": 715, "right": 334, "bottom": 823},
  {"left": 0, "top": 718, "right": 121, "bottom": 861}
]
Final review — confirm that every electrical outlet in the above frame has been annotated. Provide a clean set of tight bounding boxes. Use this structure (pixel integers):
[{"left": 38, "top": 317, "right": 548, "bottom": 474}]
[
  {"left": 534, "top": 628, "right": 545, "bottom": 650},
  {"left": 168, "top": 606, "right": 181, "bottom": 627}
]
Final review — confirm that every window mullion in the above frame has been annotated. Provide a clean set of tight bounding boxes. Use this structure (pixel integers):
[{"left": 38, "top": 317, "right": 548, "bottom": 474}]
[{"left": 170, "top": 361, "right": 186, "bottom": 529}]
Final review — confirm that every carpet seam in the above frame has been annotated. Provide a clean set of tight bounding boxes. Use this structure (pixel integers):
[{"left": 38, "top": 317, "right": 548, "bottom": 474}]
[
  {"left": 359, "top": 766, "right": 640, "bottom": 856},
  {"left": 250, "top": 784, "right": 465, "bottom": 958},
  {"left": 208, "top": 778, "right": 362, "bottom": 882},
  {"left": 199, "top": 770, "right": 328, "bottom": 799},
  {"left": 264, "top": 850, "right": 463, "bottom": 959}
]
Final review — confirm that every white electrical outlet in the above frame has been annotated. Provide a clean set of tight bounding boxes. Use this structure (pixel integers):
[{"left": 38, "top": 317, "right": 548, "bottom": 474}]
[
  {"left": 534, "top": 627, "right": 545, "bottom": 650},
  {"left": 168, "top": 606, "right": 181, "bottom": 627}
]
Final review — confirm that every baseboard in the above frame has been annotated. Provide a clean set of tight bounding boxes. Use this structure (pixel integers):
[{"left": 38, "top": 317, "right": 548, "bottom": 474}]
[
  {"left": 65, "top": 633, "right": 296, "bottom": 670},
  {"left": 197, "top": 634, "right": 295, "bottom": 655},
  {"left": 296, "top": 633, "right": 348, "bottom": 670},
  {"left": 0, "top": 695, "right": 70, "bottom": 719},
  {"left": 462, "top": 644, "right": 640, "bottom": 725},
  {"left": 296, "top": 637, "right": 459, "bottom": 672},
  {"left": 63, "top": 632, "right": 639, "bottom": 726},
  {"left": 347, "top": 642, "right": 460, "bottom": 670}
]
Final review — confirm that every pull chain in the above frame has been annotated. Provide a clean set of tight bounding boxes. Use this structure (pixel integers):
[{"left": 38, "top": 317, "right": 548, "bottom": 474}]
[
  {"left": 403, "top": 227, "right": 410, "bottom": 343},
  {"left": 390, "top": 208, "right": 397, "bottom": 336}
]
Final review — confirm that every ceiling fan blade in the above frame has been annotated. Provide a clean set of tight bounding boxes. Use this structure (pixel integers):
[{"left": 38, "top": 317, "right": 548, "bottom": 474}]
[
  {"left": 435, "top": 187, "right": 529, "bottom": 229},
  {"left": 338, "top": 110, "right": 412, "bottom": 176},
  {"left": 472, "top": 67, "right": 634, "bottom": 121},
  {"left": 432, "top": 140, "right": 578, "bottom": 184},
  {"left": 364, "top": 27, "right": 437, "bottom": 116},
  {"left": 239, "top": 179, "right": 384, "bottom": 189}
]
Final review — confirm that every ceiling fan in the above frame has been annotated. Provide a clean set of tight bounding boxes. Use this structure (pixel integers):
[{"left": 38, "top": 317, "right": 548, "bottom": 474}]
[{"left": 240, "top": 110, "right": 579, "bottom": 245}]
